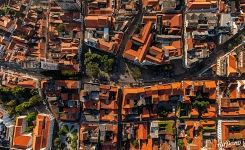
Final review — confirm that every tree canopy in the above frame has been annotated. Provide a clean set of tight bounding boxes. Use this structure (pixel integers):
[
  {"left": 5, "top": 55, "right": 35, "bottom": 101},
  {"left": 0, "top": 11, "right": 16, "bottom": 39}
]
[
  {"left": 177, "top": 139, "right": 185, "bottom": 149},
  {"left": 84, "top": 51, "right": 114, "bottom": 79},
  {"left": 131, "top": 67, "right": 142, "bottom": 80}
]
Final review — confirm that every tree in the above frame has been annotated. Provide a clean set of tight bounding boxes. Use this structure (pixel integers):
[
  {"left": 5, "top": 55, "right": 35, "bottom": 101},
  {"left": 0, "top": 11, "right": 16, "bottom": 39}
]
[
  {"left": 30, "top": 89, "right": 39, "bottom": 96},
  {"left": 101, "top": 55, "right": 114, "bottom": 72},
  {"left": 131, "top": 67, "right": 142, "bottom": 80},
  {"left": 15, "top": 105, "right": 25, "bottom": 114},
  {"left": 26, "top": 112, "right": 37, "bottom": 123},
  {"left": 28, "top": 95, "right": 41, "bottom": 106},
  {"left": 6, "top": 100, "right": 17, "bottom": 107},
  {"left": 177, "top": 139, "right": 185, "bottom": 149},
  {"left": 99, "top": 71, "right": 109, "bottom": 80},
  {"left": 84, "top": 52, "right": 102, "bottom": 66},
  {"left": 11, "top": 86, "right": 26, "bottom": 98},
  {"left": 57, "top": 23, "right": 65, "bottom": 32},
  {"left": 72, "top": 134, "right": 78, "bottom": 141},
  {"left": 54, "top": 137, "right": 61, "bottom": 148},
  {"left": 192, "top": 93, "right": 210, "bottom": 115},
  {"left": 25, "top": 126, "right": 34, "bottom": 133},
  {"left": 71, "top": 140, "right": 77, "bottom": 149},
  {"left": 86, "top": 63, "right": 100, "bottom": 78},
  {"left": 132, "top": 139, "right": 138, "bottom": 147},
  {"left": 61, "top": 70, "right": 77, "bottom": 77}
]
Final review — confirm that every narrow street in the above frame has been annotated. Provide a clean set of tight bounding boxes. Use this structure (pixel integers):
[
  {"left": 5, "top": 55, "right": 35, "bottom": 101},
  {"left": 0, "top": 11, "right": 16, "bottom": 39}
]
[
  {"left": 189, "top": 27, "right": 245, "bottom": 76},
  {"left": 114, "top": 0, "right": 143, "bottom": 74}
]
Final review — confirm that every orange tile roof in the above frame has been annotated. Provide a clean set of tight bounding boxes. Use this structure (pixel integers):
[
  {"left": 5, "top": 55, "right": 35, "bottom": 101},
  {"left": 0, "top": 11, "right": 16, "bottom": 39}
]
[
  {"left": 85, "top": 16, "right": 111, "bottom": 28},
  {"left": 13, "top": 116, "right": 32, "bottom": 149},
  {"left": 13, "top": 136, "right": 32, "bottom": 149},
  {"left": 229, "top": 84, "right": 238, "bottom": 99},
  {"left": 132, "top": 21, "right": 153, "bottom": 44},
  {"left": 142, "top": 0, "right": 159, "bottom": 6},
  {"left": 227, "top": 54, "right": 237, "bottom": 75},
  {"left": 191, "top": 108, "right": 199, "bottom": 117},
  {"left": 222, "top": 121, "right": 245, "bottom": 142},
  {"left": 98, "top": 39, "right": 118, "bottom": 53},
  {"left": 202, "top": 105, "right": 216, "bottom": 118},
  {"left": 187, "top": 38, "right": 193, "bottom": 50},
  {"left": 17, "top": 80, "right": 37, "bottom": 88},
  {"left": 188, "top": 0, "right": 218, "bottom": 10},
  {"left": 33, "top": 114, "right": 52, "bottom": 150},
  {"left": 137, "top": 124, "right": 148, "bottom": 140},
  {"left": 143, "top": 14, "right": 182, "bottom": 27},
  {"left": 204, "top": 81, "right": 216, "bottom": 89}
]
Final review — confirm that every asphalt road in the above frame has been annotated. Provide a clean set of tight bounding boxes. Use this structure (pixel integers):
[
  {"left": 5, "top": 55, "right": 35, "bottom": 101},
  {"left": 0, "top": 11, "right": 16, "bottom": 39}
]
[
  {"left": 0, "top": 62, "right": 47, "bottom": 79},
  {"left": 114, "top": 0, "right": 143, "bottom": 74},
  {"left": 189, "top": 27, "right": 245, "bottom": 76}
]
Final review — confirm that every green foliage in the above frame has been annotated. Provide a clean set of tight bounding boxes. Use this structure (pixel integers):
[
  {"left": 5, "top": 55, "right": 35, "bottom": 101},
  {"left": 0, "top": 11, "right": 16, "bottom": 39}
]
[
  {"left": 100, "top": 55, "right": 114, "bottom": 72},
  {"left": 192, "top": 92, "right": 210, "bottom": 115},
  {"left": 84, "top": 52, "right": 114, "bottom": 79},
  {"left": 15, "top": 95, "right": 41, "bottom": 115},
  {"left": 132, "top": 139, "right": 138, "bottom": 147},
  {"left": 61, "top": 70, "right": 78, "bottom": 77},
  {"left": 86, "top": 63, "right": 100, "bottom": 78},
  {"left": 15, "top": 105, "right": 25, "bottom": 114},
  {"left": 58, "top": 125, "right": 69, "bottom": 135},
  {"left": 71, "top": 140, "right": 77, "bottom": 149},
  {"left": 57, "top": 23, "right": 65, "bottom": 32},
  {"left": 131, "top": 67, "right": 142, "bottom": 80},
  {"left": 25, "top": 126, "right": 34, "bottom": 133},
  {"left": 177, "top": 139, "right": 185, "bottom": 149},
  {"left": 193, "top": 100, "right": 209, "bottom": 109},
  {"left": 54, "top": 137, "right": 62, "bottom": 148},
  {"left": 6, "top": 100, "right": 17, "bottom": 107},
  {"left": 28, "top": 95, "right": 41, "bottom": 106},
  {"left": 186, "top": 135, "right": 192, "bottom": 144},
  {"left": 72, "top": 134, "right": 78, "bottom": 141},
  {"left": 11, "top": 86, "right": 28, "bottom": 98},
  {"left": 203, "top": 127, "right": 216, "bottom": 132},
  {"left": 26, "top": 112, "right": 38, "bottom": 123},
  {"left": 158, "top": 121, "right": 174, "bottom": 134},
  {"left": 0, "top": 6, "right": 10, "bottom": 16},
  {"left": 30, "top": 89, "right": 39, "bottom": 95}
]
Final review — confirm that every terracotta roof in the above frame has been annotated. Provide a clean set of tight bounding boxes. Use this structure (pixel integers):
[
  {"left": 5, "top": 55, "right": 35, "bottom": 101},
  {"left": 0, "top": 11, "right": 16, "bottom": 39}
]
[
  {"left": 33, "top": 114, "right": 52, "bottom": 150},
  {"left": 137, "top": 124, "right": 148, "bottom": 140},
  {"left": 17, "top": 80, "right": 37, "bottom": 88},
  {"left": 132, "top": 21, "right": 153, "bottom": 44},
  {"left": 227, "top": 54, "right": 237, "bottom": 75},
  {"left": 143, "top": 14, "right": 182, "bottom": 27},
  {"left": 12, "top": 116, "right": 32, "bottom": 149},
  {"left": 188, "top": 0, "right": 218, "bottom": 10},
  {"left": 85, "top": 16, "right": 111, "bottom": 28}
]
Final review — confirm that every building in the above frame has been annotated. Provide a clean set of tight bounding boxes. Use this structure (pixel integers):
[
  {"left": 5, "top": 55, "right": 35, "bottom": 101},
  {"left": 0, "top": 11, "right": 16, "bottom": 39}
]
[
  {"left": 0, "top": 111, "right": 14, "bottom": 148},
  {"left": 42, "top": 80, "right": 81, "bottom": 121},
  {"left": 177, "top": 120, "right": 217, "bottom": 150},
  {"left": 187, "top": 0, "right": 218, "bottom": 11},
  {"left": 221, "top": 121, "right": 245, "bottom": 149},
  {"left": 12, "top": 116, "right": 32, "bottom": 149},
  {"left": 80, "top": 123, "right": 117, "bottom": 150},
  {"left": 32, "top": 114, "right": 54, "bottom": 150},
  {"left": 80, "top": 123, "right": 99, "bottom": 150},
  {"left": 55, "top": 0, "right": 81, "bottom": 11},
  {"left": 80, "top": 84, "right": 119, "bottom": 122}
]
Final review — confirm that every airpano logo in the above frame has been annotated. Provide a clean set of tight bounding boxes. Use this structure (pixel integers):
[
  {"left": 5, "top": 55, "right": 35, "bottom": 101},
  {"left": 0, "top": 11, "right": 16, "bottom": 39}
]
[{"left": 218, "top": 140, "right": 245, "bottom": 148}]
